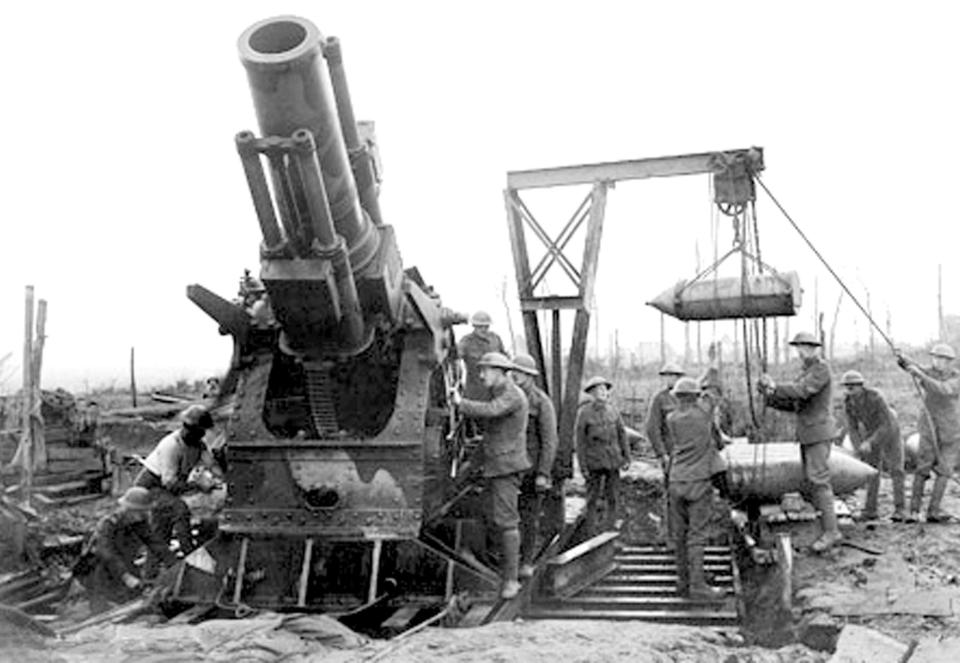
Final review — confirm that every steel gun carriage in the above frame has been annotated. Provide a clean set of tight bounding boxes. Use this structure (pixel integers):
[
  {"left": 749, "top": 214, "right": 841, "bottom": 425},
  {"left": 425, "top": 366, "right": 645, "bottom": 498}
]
[{"left": 176, "top": 16, "right": 478, "bottom": 620}]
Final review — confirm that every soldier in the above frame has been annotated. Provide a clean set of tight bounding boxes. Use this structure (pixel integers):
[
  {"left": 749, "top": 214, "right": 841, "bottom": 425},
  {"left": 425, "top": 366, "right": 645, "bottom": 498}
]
[
  {"left": 666, "top": 377, "right": 726, "bottom": 601},
  {"left": 73, "top": 487, "right": 175, "bottom": 610},
  {"left": 698, "top": 371, "right": 736, "bottom": 501},
  {"left": 575, "top": 376, "right": 630, "bottom": 537},
  {"left": 840, "top": 370, "right": 906, "bottom": 522},
  {"left": 759, "top": 332, "right": 842, "bottom": 553},
  {"left": 134, "top": 405, "right": 220, "bottom": 566},
  {"left": 896, "top": 342, "right": 960, "bottom": 523},
  {"left": 646, "top": 362, "right": 685, "bottom": 542},
  {"left": 453, "top": 352, "right": 530, "bottom": 599},
  {"left": 458, "top": 311, "right": 508, "bottom": 401},
  {"left": 510, "top": 354, "right": 559, "bottom": 579},
  {"left": 645, "top": 362, "right": 686, "bottom": 466}
]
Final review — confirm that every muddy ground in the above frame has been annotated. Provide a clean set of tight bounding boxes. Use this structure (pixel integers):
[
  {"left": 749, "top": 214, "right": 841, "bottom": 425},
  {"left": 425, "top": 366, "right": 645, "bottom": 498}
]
[{"left": 4, "top": 458, "right": 960, "bottom": 661}]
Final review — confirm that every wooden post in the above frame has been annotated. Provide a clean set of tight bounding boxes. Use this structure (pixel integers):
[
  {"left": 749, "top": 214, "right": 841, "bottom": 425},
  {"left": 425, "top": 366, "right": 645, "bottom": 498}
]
[
  {"left": 31, "top": 300, "right": 47, "bottom": 469},
  {"left": 773, "top": 317, "right": 780, "bottom": 366},
  {"left": 20, "top": 286, "right": 34, "bottom": 506},
  {"left": 866, "top": 290, "right": 875, "bottom": 361},
  {"left": 551, "top": 310, "right": 562, "bottom": 422},
  {"left": 130, "top": 347, "right": 137, "bottom": 408},
  {"left": 783, "top": 316, "right": 791, "bottom": 364}
]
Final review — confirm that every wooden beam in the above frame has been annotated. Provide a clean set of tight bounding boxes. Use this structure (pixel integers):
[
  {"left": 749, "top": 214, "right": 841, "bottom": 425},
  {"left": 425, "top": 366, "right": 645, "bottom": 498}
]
[
  {"left": 519, "top": 296, "right": 583, "bottom": 311},
  {"left": 507, "top": 147, "right": 764, "bottom": 190},
  {"left": 504, "top": 189, "right": 534, "bottom": 298}
]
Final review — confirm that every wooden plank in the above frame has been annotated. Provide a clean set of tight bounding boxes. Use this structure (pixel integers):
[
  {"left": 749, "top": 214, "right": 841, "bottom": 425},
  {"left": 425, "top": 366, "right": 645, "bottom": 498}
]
[
  {"left": 45, "top": 446, "right": 100, "bottom": 461},
  {"left": 542, "top": 531, "right": 619, "bottom": 598},
  {"left": 831, "top": 590, "right": 959, "bottom": 617}
]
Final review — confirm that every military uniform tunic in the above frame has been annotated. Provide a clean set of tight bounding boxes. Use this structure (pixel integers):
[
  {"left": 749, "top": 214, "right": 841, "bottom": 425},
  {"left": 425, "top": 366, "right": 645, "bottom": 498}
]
[
  {"left": 645, "top": 388, "right": 677, "bottom": 458},
  {"left": 763, "top": 355, "right": 838, "bottom": 489},
  {"left": 666, "top": 403, "right": 718, "bottom": 549},
  {"left": 460, "top": 381, "right": 530, "bottom": 529},
  {"left": 575, "top": 400, "right": 629, "bottom": 534},
  {"left": 76, "top": 511, "right": 173, "bottom": 603},
  {"left": 913, "top": 365, "right": 960, "bottom": 476},
  {"left": 844, "top": 387, "right": 904, "bottom": 472},
  {"left": 458, "top": 331, "right": 507, "bottom": 400}
]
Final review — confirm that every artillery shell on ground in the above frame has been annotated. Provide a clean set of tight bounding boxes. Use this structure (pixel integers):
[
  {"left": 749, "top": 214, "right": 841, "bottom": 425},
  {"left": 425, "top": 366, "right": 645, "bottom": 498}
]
[{"left": 723, "top": 441, "right": 877, "bottom": 501}]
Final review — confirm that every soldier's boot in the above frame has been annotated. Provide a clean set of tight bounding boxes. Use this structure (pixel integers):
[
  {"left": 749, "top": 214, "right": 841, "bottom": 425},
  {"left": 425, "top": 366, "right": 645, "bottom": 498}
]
[
  {"left": 688, "top": 545, "right": 725, "bottom": 601},
  {"left": 500, "top": 528, "right": 522, "bottom": 599},
  {"left": 890, "top": 473, "right": 907, "bottom": 522},
  {"left": 810, "top": 486, "right": 842, "bottom": 553},
  {"left": 519, "top": 512, "right": 537, "bottom": 579},
  {"left": 926, "top": 475, "right": 954, "bottom": 523},
  {"left": 674, "top": 540, "right": 689, "bottom": 597},
  {"left": 906, "top": 475, "right": 926, "bottom": 523},
  {"left": 860, "top": 473, "right": 880, "bottom": 521}
]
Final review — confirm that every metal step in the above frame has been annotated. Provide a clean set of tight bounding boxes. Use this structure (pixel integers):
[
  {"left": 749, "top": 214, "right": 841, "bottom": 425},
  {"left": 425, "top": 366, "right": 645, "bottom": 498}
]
[
  {"left": 616, "top": 553, "right": 732, "bottom": 563},
  {"left": 598, "top": 573, "right": 734, "bottom": 585},
  {"left": 580, "top": 584, "right": 730, "bottom": 597},
  {"left": 525, "top": 542, "right": 740, "bottom": 627},
  {"left": 523, "top": 607, "right": 739, "bottom": 625},
  {"left": 612, "top": 562, "right": 731, "bottom": 573}
]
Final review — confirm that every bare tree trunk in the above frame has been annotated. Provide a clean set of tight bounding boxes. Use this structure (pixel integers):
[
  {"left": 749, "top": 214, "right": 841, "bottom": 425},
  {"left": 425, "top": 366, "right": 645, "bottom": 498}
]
[
  {"left": 829, "top": 291, "right": 844, "bottom": 361},
  {"left": 30, "top": 300, "right": 47, "bottom": 469},
  {"left": 130, "top": 347, "right": 138, "bottom": 408}
]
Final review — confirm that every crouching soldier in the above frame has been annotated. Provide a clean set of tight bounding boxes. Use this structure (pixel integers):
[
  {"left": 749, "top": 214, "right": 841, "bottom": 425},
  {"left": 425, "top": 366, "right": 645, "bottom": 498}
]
[
  {"left": 666, "top": 377, "right": 726, "bottom": 601},
  {"left": 453, "top": 352, "right": 530, "bottom": 600},
  {"left": 74, "top": 487, "right": 176, "bottom": 611},
  {"left": 134, "top": 405, "right": 220, "bottom": 569},
  {"left": 576, "top": 376, "right": 630, "bottom": 537},
  {"left": 841, "top": 370, "right": 906, "bottom": 521}
]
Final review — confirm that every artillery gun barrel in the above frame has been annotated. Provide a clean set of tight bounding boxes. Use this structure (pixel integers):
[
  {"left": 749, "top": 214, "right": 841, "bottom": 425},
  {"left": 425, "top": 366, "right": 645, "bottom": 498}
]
[{"left": 238, "top": 15, "right": 379, "bottom": 271}]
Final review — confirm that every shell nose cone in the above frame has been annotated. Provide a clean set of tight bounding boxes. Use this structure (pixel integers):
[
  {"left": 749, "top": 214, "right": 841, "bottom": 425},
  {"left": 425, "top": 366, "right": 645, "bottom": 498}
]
[{"left": 830, "top": 448, "right": 879, "bottom": 495}]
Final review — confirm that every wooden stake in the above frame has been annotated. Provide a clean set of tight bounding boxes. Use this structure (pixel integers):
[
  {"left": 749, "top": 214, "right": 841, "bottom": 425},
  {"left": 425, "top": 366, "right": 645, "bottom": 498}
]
[
  {"left": 19, "top": 286, "right": 34, "bottom": 506},
  {"left": 31, "top": 300, "right": 47, "bottom": 469},
  {"left": 130, "top": 347, "right": 137, "bottom": 408}
]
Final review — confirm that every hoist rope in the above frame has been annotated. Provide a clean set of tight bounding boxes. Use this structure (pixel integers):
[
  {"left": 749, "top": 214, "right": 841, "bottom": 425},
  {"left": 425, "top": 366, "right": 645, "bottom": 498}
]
[
  {"left": 753, "top": 174, "right": 955, "bottom": 483},
  {"left": 753, "top": 175, "right": 893, "bottom": 349}
]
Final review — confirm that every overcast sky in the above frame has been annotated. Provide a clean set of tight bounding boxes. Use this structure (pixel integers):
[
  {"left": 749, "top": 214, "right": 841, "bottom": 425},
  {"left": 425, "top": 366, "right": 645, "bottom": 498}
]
[{"left": 0, "top": 1, "right": 957, "bottom": 392}]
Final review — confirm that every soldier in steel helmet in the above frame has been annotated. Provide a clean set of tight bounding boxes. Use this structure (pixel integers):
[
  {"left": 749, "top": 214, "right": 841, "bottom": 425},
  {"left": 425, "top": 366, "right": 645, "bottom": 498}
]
[
  {"left": 452, "top": 351, "right": 530, "bottom": 599},
  {"left": 645, "top": 362, "right": 685, "bottom": 542},
  {"left": 509, "top": 353, "right": 559, "bottom": 578},
  {"left": 134, "top": 404, "right": 222, "bottom": 567},
  {"left": 73, "top": 487, "right": 176, "bottom": 610},
  {"left": 458, "top": 311, "right": 508, "bottom": 402},
  {"left": 645, "top": 362, "right": 686, "bottom": 467},
  {"left": 666, "top": 377, "right": 725, "bottom": 601},
  {"left": 758, "top": 332, "right": 842, "bottom": 553},
  {"left": 896, "top": 342, "right": 960, "bottom": 523},
  {"left": 840, "top": 370, "right": 906, "bottom": 522},
  {"left": 575, "top": 376, "right": 630, "bottom": 537}
]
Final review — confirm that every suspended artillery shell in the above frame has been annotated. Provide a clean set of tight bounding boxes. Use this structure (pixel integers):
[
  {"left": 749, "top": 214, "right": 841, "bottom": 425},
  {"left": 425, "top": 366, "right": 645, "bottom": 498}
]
[
  {"left": 723, "top": 441, "right": 877, "bottom": 501},
  {"left": 647, "top": 271, "right": 802, "bottom": 321}
]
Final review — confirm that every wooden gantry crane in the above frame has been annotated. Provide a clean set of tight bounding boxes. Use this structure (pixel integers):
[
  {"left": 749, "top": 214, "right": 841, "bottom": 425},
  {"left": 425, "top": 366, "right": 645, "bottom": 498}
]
[{"left": 504, "top": 147, "right": 769, "bottom": 488}]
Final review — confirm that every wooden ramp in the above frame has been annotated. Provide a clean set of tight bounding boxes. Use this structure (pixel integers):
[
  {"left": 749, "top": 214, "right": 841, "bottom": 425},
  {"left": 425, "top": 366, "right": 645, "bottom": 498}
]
[{"left": 524, "top": 542, "right": 741, "bottom": 626}]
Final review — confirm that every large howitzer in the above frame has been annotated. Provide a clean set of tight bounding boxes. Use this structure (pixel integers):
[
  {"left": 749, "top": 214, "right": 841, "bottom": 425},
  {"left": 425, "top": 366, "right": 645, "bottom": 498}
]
[{"left": 177, "top": 16, "right": 478, "bottom": 617}]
